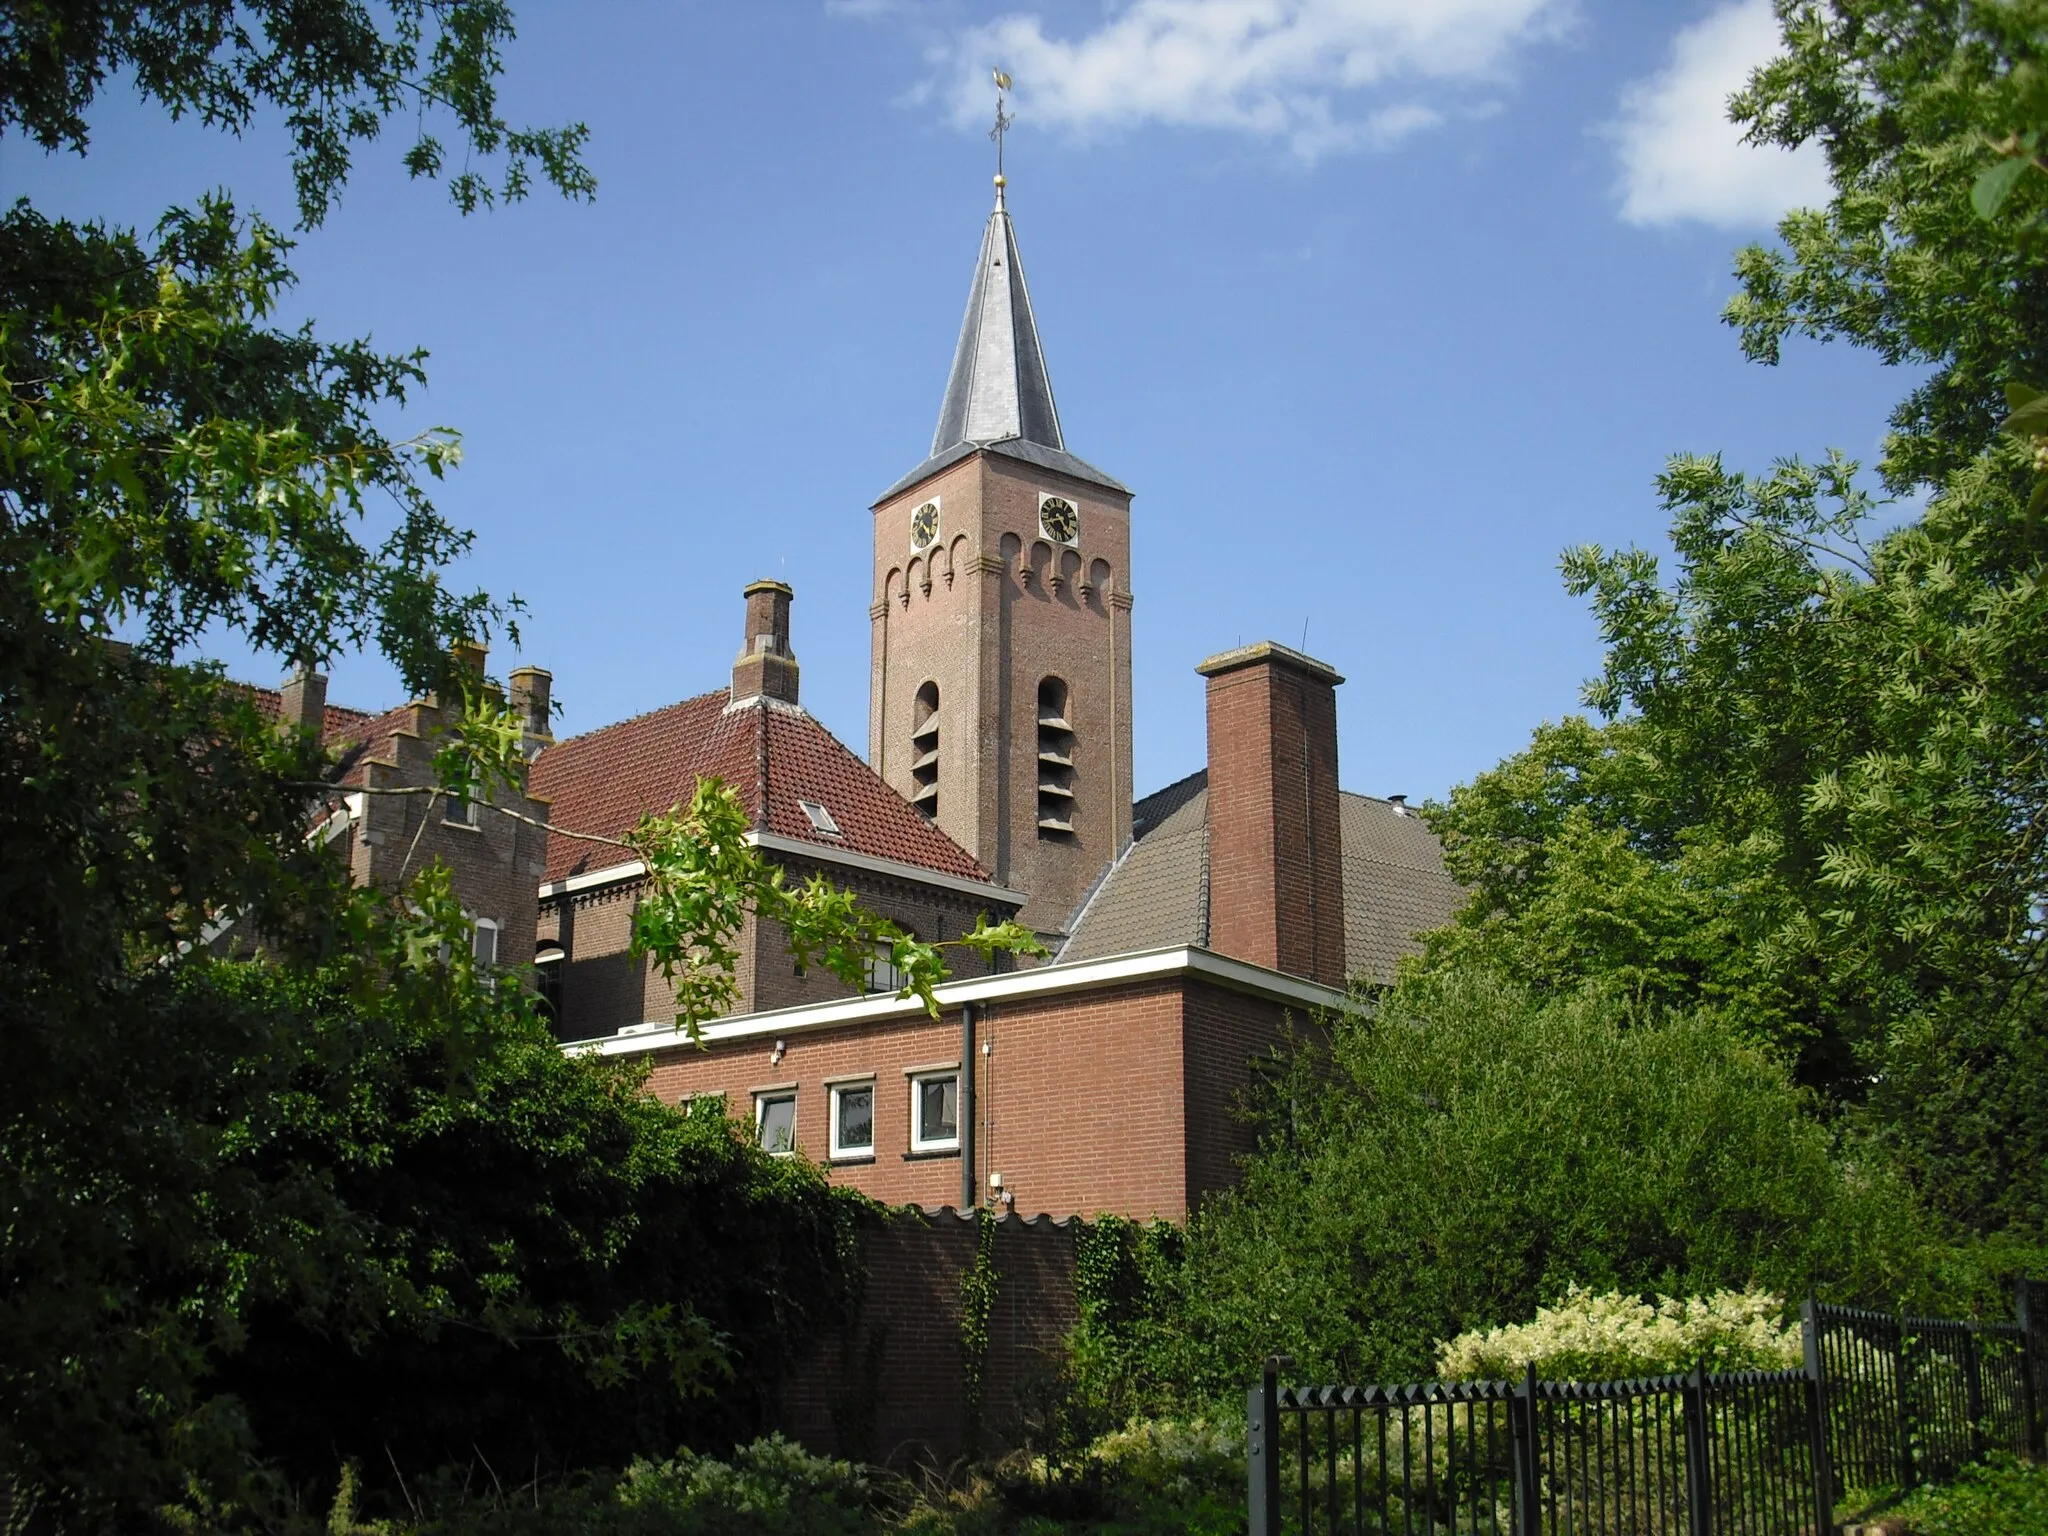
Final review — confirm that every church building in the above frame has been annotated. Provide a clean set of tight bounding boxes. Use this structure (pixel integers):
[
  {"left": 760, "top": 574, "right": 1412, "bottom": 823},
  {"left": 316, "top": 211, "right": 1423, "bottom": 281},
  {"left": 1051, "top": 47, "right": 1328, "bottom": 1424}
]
[{"left": 277, "top": 177, "right": 1463, "bottom": 1223}]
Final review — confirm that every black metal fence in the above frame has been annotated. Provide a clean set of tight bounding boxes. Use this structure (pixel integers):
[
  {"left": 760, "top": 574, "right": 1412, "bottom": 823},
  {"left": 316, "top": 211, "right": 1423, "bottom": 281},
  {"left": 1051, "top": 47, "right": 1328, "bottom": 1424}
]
[{"left": 1248, "top": 1283, "right": 2044, "bottom": 1536}]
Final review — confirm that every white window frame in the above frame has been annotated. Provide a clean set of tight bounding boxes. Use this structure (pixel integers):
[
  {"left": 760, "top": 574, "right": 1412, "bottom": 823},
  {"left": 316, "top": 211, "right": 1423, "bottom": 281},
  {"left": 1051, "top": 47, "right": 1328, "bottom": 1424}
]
[
  {"left": 797, "top": 799, "right": 842, "bottom": 838},
  {"left": 754, "top": 1089, "right": 798, "bottom": 1157},
  {"left": 864, "top": 939, "right": 909, "bottom": 995},
  {"left": 908, "top": 1068, "right": 961, "bottom": 1154},
  {"left": 470, "top": 916, "right": 499, "bottom": 966},
  {"left": 443, "top": 782, "right": 480, "bottom": 827},
  {"left": 828, "top": 1078, "right": 877, "bottom": 1161}
]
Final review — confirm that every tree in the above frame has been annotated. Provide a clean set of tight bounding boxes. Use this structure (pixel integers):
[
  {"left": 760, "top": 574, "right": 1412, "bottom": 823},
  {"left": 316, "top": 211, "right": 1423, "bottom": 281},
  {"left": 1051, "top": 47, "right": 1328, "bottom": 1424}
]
[
  {"left": 0, "top": 7, "right": 1030, "bottom": 1522},
  {"left": 1418, "top": 0, "right": 2048, "bottom": 1257}
]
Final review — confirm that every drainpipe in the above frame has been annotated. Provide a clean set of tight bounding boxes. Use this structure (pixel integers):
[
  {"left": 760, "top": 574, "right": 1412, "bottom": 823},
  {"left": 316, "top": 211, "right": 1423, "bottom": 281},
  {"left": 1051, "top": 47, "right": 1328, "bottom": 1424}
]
[{"left": 960, "top": 1002, "right": 978, "bottom": 1210}]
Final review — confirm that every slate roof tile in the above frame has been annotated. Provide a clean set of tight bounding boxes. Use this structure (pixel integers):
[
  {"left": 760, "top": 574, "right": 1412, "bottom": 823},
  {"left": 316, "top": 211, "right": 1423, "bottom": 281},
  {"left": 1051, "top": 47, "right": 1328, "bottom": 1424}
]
[{"left": 1058, "top": 773, "right": 1466, "bottom": 984}]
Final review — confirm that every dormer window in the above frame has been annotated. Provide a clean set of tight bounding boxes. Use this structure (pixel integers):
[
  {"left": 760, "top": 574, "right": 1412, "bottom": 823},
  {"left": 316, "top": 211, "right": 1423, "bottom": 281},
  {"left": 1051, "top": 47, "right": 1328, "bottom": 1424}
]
[{"left": 797, "top": 799, "right": 842, "bottom": 838}]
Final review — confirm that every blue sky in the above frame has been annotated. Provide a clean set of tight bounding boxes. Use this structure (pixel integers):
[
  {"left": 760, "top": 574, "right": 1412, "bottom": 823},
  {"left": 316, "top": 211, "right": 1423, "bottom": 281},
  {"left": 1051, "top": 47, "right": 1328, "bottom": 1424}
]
[{"left": 12, "top": 0, "right": 1909, "bottom": 804}]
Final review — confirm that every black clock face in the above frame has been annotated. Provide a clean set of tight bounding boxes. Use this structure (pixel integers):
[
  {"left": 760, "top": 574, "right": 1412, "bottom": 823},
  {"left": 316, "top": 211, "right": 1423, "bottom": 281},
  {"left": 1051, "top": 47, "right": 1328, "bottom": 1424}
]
[
  {"left": 909, "top": 501, "right": 940, "bottom": 550},
  {"left": 1040, "top": 497, "right": 1078, "bottom": 544}
]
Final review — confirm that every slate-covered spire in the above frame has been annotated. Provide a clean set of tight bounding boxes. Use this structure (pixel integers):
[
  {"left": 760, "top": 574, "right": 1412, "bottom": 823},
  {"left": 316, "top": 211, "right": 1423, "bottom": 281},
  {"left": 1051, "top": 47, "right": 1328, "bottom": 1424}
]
[
  {"left": 931, "top": 188, "right": 1065, "bottom": 456},
  {"left": 874, "top": 181, "right": 1128, "bottom": 502}
]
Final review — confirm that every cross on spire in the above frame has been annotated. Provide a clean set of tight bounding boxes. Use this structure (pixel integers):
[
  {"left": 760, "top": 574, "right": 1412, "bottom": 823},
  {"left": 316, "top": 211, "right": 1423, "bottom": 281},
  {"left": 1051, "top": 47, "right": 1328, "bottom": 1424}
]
[{"left": 991, "top": 68, "right": 1014, "bottom": 207}]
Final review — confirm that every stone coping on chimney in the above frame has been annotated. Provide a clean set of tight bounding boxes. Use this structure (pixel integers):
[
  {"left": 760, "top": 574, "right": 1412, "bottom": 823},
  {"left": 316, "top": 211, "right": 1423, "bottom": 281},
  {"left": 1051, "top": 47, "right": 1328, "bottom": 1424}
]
[
  {"left": 1194, "top": 639, "right": 1344, "bottom": 687},
  {"left": 566, "top": 944, "right": 1350, "bottom": 1061}
]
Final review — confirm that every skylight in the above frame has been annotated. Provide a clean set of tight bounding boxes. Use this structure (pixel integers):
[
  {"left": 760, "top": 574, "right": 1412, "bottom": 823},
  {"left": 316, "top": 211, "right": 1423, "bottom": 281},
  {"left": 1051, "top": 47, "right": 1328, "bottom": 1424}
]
[{"left": 797, "top": 799, "right": 842, "bottom": 838}]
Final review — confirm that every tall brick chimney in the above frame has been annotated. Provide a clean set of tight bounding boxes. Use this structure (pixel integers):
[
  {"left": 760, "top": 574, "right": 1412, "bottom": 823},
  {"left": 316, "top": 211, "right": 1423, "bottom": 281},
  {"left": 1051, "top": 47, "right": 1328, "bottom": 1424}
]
[
  {"left": 1196, "top": 641, "right": 1345, "bottom": 986},
  {"left": 731, "top": 580, "right": 799, "bottom": 705},
  {"left": 277, "top": 665, "right": 327, "bottom": 735},
  {"left": 509, "top": 666, "right": 554, "bottom": 754}
]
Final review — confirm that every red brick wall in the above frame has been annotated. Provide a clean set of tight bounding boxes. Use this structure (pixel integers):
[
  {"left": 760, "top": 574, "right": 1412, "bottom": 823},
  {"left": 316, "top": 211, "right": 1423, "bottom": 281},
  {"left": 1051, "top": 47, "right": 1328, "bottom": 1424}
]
[
  {"left": 1200, "top": 650, "right": 1345, "bottom": 986},
  {"left": 1179, "top": 980, "right": 1316, "bottom": 1208},
  {"left": 779, "top": 1208, "right": 1080, "bottom": 1468},
  {"left": 631, "top": 977, "right": 1195, "bottom": 1219}
]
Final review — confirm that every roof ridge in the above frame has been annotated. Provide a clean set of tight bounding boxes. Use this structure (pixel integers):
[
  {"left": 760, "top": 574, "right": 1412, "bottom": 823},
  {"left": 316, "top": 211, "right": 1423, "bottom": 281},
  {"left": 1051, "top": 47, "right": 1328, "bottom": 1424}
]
[{"left": 541, "top": 687, "right": 729, "bottom": 752}]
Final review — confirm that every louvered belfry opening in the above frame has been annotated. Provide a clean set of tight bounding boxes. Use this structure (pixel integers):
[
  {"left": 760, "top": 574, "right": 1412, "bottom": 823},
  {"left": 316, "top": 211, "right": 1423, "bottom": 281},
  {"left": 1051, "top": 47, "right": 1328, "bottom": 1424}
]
[
  {"left": 910, "top": 681, "right": 940, "bottom": 819},
  {"left": 1036, "top": 676, "right": 1075, "bottom": 837}
]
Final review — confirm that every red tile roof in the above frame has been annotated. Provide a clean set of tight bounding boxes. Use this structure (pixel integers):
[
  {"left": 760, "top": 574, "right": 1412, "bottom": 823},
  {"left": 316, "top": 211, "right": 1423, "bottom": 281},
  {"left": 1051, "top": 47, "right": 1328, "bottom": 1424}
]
[
  {"left": 529, "top": 691, "right": 992, "bottom": 886},
  {"left": 243, "top": 685, "right": 379, "bottom": 747}
]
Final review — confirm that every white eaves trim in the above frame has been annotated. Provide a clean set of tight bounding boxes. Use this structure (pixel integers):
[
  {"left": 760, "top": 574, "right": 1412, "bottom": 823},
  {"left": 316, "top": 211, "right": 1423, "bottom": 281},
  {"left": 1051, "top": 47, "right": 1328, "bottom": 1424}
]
[
  {"left": 538, "top": 860, "right": 647, "bottom": 900},
  {"left": 745, "top": 830, "right": 1023, "bottom": 906},
  {"left": 570, "top": 945, "right": 1348, "bottom": 1059},
  {"left": 535, "top": 834, "right": 1023, "bottom": 908}
]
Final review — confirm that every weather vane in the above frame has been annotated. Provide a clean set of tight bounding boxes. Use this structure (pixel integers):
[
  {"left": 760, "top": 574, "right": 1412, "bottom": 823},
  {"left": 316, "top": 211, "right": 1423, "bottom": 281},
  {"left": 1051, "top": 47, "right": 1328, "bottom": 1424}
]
[{"left": 991, "top": 68, "right": 1014, "bottom": 203}]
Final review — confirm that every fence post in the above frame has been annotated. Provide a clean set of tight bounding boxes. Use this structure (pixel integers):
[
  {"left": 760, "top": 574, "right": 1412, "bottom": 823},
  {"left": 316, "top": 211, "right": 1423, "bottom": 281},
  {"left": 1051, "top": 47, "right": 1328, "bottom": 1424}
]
[
  {"left": 2019, "top": 1278, "right": 2044, "bottom": 1461},
  {"left": 1802, "top": 1299, "right": 1835, "bottom": 1536},
  {"left": 1682, "top": 1361, "right": 1712, "bottom": 1536},
  {"left": 1963, "top": 1325, "right": 1987, "bottom": 1463},
  {"left": 1247, "top": 1355, "right": 1285, "bottom": 1536},
  {"left": 1512, "top": 1361, "right": 1542, "bottom": 1536},
  {"left": 1894, "top": 1313, "right": 1916, "bottom": 1491}
]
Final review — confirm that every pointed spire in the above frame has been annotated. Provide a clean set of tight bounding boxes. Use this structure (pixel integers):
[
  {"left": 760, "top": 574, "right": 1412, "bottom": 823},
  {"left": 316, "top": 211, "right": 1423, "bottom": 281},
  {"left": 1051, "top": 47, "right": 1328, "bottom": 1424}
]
[
  {"left": 931, "top": 191, "right": 1065, "bottom": 457},
  {"left": 874, "top": 181, "right": 1129, "bottom": 504}
]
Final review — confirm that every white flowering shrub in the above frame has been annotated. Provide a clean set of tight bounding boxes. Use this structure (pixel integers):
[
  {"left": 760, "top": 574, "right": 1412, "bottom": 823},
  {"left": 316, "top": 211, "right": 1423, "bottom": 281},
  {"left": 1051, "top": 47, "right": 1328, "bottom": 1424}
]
[{"left": 1434, "top": 1284, "right": 1803, "bottom": 1382}]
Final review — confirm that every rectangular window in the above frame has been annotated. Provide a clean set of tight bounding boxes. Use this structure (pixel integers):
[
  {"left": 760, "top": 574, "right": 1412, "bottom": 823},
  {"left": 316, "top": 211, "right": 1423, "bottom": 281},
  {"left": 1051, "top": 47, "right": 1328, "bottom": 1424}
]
[
  {"left": 829, "top": 1081, "right": 875, "bottom": 1160},
  {"left": 909, "top": 1070, "right": 959, "bottom": 1153},
  {"left": 864, "top": 940, "right": 909, "bottom": 995},
  {"left": 755, "top": 1091, "right": 797, "bottom": 1156},
  {"left": 470, "top": 917, "right": 499, "bottom": 966},
  {"left": 444, "top": 782, "right": 479, "bottom": 826}
]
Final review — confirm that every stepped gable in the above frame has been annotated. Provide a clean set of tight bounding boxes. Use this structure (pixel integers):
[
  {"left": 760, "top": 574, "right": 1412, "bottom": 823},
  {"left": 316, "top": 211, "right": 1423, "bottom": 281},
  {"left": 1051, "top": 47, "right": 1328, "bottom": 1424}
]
[
  {"left": 1058, "top": 772, "right": 1465, "bottom": 984},
  {"left": 529, "top": 692, "right": 992, "bottom": 887}
]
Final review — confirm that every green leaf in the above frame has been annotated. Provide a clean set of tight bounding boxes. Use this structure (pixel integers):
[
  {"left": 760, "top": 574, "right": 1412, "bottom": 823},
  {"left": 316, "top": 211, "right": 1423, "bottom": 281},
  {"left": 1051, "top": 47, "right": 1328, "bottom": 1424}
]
[{"left": 1971, "top": 155, "right": 2030, "bottom": 220}]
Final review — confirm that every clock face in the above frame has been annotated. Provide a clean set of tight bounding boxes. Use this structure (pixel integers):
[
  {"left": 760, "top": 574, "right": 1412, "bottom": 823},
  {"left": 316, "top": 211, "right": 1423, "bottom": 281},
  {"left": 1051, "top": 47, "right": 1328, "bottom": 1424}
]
[
  {"left": 1039, "top": 496, "right": 1079, "bottom": 545},
  {"left": 909, "top": 501, "right": 940, "bottom": 551}
]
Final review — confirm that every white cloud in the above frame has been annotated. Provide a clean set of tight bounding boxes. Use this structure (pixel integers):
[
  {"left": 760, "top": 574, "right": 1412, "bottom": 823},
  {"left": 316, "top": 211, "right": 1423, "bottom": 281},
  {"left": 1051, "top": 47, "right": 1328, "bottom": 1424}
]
[
  {"left": 935, "top": 0, "right": 1575, "bottom": 161},
  {"left": 1609, "top": 0, "right": 1829, "bottom": 228}
]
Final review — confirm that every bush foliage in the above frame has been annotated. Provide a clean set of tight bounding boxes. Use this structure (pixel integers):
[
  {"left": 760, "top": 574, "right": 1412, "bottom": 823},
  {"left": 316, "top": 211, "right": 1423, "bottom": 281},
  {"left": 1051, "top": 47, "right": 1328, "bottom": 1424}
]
[
  {"left": 1064, "top": 969, "right": 1967, "bottom": 1411},
  {"left": 1433, "top": 1284, "right": 1803, "bottom": 1382}
]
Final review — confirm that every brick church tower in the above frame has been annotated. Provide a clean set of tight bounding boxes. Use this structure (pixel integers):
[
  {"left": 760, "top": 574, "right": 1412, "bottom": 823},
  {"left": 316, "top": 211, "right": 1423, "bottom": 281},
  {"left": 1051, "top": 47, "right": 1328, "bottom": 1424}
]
[{"left": 869, "top": 177, "right": 1135, "bottom": 939}]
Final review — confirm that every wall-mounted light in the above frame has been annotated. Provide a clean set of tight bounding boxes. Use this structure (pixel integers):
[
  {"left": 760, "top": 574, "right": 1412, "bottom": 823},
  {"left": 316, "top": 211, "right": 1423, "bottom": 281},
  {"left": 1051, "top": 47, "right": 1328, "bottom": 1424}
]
[{"left": 770, "top": 1038, "right": 786, "bottom": 1066}]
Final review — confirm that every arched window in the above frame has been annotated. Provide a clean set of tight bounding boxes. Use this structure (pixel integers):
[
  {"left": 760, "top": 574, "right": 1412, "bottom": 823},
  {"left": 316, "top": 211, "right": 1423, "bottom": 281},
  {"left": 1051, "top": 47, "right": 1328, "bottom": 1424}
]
[
  {"left": 1036, "top": 676, "right": 1074, "bottom": 838},
  {"left": 910, "top": 681, "right": 940, "bottom": 819}
]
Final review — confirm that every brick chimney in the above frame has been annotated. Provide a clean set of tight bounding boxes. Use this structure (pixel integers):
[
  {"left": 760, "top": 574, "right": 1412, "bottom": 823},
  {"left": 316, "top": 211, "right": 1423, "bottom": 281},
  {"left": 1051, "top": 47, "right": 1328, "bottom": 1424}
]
[
  {"left": 509, "top": 666, "right": 554, "bottom": 754},
  {"left": 277, "top": 666, "right": 328, "bottom": 735},
  {"left": 1196, "top": 641, "right": 1346, "bottom": 986},
  {"left": 731, "top": 580, "right": 799, "bottom": 705}
]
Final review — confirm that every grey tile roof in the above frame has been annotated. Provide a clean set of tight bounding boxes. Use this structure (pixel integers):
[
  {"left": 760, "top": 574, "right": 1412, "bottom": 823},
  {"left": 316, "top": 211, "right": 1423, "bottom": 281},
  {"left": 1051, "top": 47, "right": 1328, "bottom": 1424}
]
[
  {"left": 1057, "top": 773, "right": 1466, "bottom": 984},
  {"left": 934, "top": 201, "right": 1062, "bottom": 456},
  {"left": 875, "top": 200, "right": 1130, "bottom": 504}
]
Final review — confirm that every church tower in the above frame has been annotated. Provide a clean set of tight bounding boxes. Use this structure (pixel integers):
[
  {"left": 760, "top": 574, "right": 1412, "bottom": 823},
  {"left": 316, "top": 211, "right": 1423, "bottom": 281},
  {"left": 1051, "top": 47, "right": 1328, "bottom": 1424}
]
[{"left": 869, "top": 177, "right": 1134, "bottom": 939}]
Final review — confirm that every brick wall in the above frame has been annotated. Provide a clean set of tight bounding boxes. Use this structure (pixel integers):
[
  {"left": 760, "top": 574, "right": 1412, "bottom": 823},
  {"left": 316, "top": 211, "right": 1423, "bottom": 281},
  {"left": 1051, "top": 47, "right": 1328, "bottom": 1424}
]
[
  {"left": 540, "top": 856, "right": 1001, "bottom": 1042},
  {"left": 617, "top": 971, "right": 1298, "bottom": 1222},
  {"left": 870, "top": 450, "right": 1135, "bottom": 937},
  {"left": 779, "top": 1208, "right": 1081, "bottom": 1468},
  {"left": 348, "top": 698, "right": 552, "bottom": 970},
  {"left": 1198, "top": 644, "right": 1345, "bottom": 986}
]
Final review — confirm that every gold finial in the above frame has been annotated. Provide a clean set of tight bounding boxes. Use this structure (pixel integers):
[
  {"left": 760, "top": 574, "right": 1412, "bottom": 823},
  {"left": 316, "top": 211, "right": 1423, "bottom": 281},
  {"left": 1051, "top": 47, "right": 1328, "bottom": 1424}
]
[{"left": 991, "top": 68, "right": 1014, "bottom": 208}]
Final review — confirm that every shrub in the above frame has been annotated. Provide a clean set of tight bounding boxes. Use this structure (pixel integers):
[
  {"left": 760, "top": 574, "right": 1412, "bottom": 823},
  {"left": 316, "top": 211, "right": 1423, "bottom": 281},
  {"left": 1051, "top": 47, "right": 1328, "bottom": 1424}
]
[
  {"left": 1071, "top": 967, "right": 1968, "bottom": 1408},
  {"left": 1879, "top": 1456, "right": 2048, "bottom": 1536},
  {"left": 1434, "top": 1284, "right": 1803, "bottom": 1381}
]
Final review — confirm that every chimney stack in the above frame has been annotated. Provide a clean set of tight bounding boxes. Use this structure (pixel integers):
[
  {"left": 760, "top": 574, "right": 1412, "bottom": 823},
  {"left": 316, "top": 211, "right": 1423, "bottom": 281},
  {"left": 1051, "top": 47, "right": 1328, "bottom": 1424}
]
[
  {"left": 278, "top": 665, "right": 328, "bottom": 736},
  {"left": 509, "top": 666, "right": 554, "bottom": 754},
  {"left": 731, "top": 580, "right": 800, "bottom": 705},
  {"left": 1196, "top": 641, "right": 1346, "bottom": 987}
]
